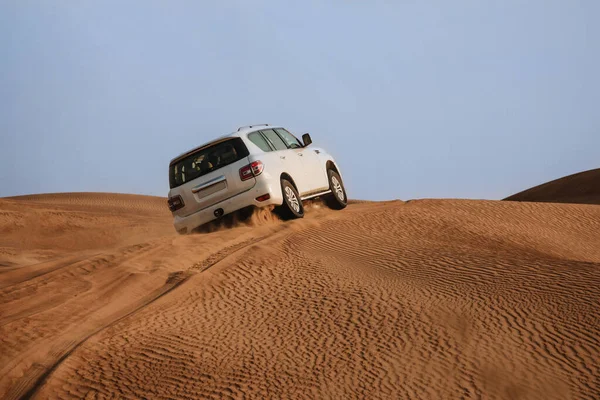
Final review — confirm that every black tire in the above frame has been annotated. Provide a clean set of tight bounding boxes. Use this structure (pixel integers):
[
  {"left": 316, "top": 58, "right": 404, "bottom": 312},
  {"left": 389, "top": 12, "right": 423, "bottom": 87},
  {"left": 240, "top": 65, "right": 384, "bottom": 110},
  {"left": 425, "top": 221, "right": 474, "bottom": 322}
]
[
  {"left": 278, "top": 179, "right": 304, "bottom": 219},
  {"left": 325, "top": 170, "right": 347, "bottom": 210}
]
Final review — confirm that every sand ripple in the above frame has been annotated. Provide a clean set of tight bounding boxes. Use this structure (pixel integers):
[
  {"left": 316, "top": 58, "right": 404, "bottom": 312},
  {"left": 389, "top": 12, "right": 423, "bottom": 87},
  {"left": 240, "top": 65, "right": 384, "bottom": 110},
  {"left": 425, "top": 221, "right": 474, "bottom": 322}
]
[{"left": 0, "top": 194, "right": 599, "bottom": 399}]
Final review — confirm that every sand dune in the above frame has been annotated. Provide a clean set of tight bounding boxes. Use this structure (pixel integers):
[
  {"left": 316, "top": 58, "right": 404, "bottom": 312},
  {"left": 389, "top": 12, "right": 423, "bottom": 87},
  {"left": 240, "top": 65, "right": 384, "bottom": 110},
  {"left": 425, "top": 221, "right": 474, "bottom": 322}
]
[
  {"left": 505, "top": 168, "right": 600, "bottom": 205},
  {"left": 0, "top": 193, "right": 173, "bottom": 268},
  {"left": 1, "top": 193, "right": 599, "bottom": 399}
]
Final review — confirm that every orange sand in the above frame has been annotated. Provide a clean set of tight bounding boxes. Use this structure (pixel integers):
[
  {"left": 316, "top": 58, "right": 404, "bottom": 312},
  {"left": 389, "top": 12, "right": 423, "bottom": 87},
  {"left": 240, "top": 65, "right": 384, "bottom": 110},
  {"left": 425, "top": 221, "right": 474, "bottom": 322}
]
[{"left": 1, "top": 192, "right": 599, "bottom": 399}]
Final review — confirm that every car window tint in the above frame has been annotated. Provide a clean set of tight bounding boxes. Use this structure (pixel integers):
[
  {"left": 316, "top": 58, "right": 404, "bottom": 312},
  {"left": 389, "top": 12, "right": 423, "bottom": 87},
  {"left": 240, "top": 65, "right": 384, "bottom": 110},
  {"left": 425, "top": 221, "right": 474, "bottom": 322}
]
[
  {"left": 275, "top": 128, "right": 303, "bottom": 149},
  {"left": 248, "top": 132, "right": 272, "bottom": 152},
  {"left": 169, "top": 138, "right": 249, "bottom": 188},
  {"left": 261, "top": 129, "right": 288, "bottom": 151}
]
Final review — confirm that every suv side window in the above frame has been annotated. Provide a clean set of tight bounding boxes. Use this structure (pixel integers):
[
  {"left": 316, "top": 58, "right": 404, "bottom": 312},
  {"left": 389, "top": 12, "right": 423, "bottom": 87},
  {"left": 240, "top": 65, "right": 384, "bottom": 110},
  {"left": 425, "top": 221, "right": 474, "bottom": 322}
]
[
  {"left": 275, "top": 128, "right": 303, "bottom": 149},
  {"left": 248, "top": 132, "right": 272, "bottom": 152},
  {"left": 261, "top": 129, "right": 288, "bottom": 151}
]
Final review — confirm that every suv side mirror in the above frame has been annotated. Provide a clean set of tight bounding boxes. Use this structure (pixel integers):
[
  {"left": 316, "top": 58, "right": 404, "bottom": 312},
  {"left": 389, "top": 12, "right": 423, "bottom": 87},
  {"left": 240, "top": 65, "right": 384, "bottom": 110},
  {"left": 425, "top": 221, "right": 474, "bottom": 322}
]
[{"left": 302, "top": 133, "right": 312, "bottom": 147}]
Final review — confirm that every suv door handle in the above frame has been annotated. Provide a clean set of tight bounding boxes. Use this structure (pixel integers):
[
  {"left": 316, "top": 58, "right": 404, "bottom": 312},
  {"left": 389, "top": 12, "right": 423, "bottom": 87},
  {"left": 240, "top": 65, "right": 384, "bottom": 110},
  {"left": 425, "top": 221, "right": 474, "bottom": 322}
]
[
  {"left": 297, "top": 153, "right": 303, "bottom": 156},
  {"left": 280, "top": 156, "right": 286, "bottom": 159}
]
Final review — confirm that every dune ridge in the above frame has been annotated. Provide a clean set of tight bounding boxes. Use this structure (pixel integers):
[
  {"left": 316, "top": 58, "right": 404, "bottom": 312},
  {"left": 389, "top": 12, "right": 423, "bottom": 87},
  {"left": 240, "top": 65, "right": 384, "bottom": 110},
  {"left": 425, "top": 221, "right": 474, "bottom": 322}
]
[
  {"left": 0, "top": 193, "right": 599, "bottom": 399},
  {"left": 505, "top": 168, "right": 600, "bottom": 205}
]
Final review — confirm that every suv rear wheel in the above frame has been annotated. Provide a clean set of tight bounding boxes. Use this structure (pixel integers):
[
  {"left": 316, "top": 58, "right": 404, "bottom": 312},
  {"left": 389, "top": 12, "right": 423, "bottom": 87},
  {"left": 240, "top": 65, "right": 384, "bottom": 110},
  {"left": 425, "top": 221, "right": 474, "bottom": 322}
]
[
  {"left": 279, "top": 179, "right": 304, "bottom": 219},
  {"left": 325, "top": 170, "right": 347, "bottom": 210}
]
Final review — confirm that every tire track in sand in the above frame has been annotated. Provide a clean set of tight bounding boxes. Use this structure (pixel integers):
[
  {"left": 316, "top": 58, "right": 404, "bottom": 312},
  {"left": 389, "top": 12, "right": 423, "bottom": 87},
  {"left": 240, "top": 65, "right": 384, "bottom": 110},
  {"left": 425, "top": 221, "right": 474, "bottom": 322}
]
[
  {"left": 11, "top": 270, "right": 192, "bottom": 400},
  {"left": 10, "top": 232, "right": 275, "bottom": 400}
]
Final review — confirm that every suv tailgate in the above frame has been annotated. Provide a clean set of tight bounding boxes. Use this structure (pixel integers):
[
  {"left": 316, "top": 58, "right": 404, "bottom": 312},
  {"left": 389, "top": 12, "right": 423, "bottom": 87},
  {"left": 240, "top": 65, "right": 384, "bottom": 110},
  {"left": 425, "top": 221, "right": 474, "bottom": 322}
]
[{"left": 168, "top": 138, "right": 255, "bottom": 217}]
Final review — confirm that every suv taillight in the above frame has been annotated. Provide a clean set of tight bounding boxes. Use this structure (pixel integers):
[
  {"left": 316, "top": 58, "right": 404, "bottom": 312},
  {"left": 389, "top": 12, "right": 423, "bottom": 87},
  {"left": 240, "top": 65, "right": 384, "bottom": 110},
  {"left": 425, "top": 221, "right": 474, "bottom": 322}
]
[
  {"left": 239, "top": 161, "right": 264, "bottom": 181},
  {"left": 168, "top": 195, "right": 185, "bottom": 212}
]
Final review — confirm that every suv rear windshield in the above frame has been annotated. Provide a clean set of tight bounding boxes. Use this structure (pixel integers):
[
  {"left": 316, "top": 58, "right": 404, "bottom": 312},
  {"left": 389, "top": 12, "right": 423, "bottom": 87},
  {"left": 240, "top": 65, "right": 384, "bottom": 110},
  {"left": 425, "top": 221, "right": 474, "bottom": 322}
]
[{"left": 169, "top": 138, "right": 249, "bottom": 189}]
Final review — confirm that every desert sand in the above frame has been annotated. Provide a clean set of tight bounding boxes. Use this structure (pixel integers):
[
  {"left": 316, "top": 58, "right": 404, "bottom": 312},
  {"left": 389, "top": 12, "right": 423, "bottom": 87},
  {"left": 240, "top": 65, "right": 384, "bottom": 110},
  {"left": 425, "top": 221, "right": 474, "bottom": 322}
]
[
  {"left": 506, "top": 168, "right": 600, "bottom": 205},
  {"left": 1, "top": 190, "right": 599, "bottom": 399}
]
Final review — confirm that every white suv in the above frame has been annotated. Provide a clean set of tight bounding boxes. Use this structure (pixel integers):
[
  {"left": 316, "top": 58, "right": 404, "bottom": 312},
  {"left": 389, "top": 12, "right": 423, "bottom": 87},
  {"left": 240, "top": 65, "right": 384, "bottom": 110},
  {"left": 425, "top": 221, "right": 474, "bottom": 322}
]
[{"left": 167, "top": 124, "right": 347, "bottom": 234}]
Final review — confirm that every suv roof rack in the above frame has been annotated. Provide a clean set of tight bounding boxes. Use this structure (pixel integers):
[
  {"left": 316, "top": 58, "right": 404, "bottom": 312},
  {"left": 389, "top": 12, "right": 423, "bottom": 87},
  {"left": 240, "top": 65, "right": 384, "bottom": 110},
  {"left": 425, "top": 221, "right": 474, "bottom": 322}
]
[{"left": 237, "top": 123, "right": 269, "bottom": 132}]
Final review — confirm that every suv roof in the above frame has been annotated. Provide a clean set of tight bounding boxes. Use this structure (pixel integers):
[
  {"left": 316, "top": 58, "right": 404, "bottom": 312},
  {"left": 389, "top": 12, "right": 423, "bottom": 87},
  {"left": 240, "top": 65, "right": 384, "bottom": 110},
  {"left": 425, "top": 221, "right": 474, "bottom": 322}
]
[
  {"left": 236, "top": 123, "right": 270, "bottom": 132},
  {"left": 169, "top": 124, "right": 284, "bottom": 165}
]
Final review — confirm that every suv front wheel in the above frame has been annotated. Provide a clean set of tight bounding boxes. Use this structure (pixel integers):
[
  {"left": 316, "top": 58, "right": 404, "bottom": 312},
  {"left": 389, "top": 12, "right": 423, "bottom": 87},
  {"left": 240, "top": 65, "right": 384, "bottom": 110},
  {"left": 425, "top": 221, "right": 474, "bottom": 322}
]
[{"left": 325, "top": 170, "right": 347, "bottom": 210}]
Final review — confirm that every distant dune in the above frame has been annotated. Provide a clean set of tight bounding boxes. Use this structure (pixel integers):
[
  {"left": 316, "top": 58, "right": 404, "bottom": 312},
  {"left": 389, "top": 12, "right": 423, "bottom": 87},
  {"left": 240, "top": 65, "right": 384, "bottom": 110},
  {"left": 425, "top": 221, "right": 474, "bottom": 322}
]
[
  {"left": 1, "top": 192, "right": 599, "bottom": 399},
  {"left": 505, "top": 168, "right": 600, "bottom": 205},
  {"left": 0, "top": 192, "right": 172, "bottom": 268}
]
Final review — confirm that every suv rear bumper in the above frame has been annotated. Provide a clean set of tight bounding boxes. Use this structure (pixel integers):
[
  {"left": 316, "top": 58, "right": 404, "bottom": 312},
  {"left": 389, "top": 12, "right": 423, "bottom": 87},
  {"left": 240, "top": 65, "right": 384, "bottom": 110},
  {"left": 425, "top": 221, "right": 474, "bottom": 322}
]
[{"left": 172, "top": 179, "right": 283, "bottom": 233}]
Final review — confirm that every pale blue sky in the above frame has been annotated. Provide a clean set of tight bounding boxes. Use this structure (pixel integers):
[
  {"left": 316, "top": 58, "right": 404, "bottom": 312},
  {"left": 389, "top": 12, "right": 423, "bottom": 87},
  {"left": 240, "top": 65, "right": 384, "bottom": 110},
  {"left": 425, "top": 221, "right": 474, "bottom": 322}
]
[{"left": 1, "top": 1, "right": 598, "bottom": 201}]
